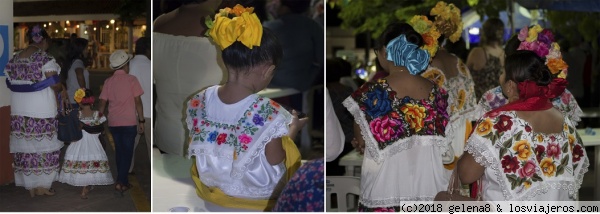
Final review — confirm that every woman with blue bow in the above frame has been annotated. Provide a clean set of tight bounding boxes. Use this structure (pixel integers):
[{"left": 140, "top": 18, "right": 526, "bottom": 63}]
[{"left": 343, "top": 22, "right": 452, "bottom": 211}]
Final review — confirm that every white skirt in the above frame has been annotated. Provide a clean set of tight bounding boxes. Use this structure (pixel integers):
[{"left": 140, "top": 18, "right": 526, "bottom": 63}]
[{"left": 58, "top": 131, "right": 114, "bottom": 186}]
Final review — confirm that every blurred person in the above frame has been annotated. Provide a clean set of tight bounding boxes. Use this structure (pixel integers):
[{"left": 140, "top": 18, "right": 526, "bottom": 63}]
[
  {"left": 185, "top": 7, "right": 306, "bottom": 210},
  {"left": 64, "top": 38, "right": 90, "bottom": 109},
  {"left": 98, "top": 50, "right": 145, "bottom": 195},
  {"left": 344, "top": 22, "right": 451, "bottom": 211},
  {"left": 421, "top": 2, "right": 477, "bottom": 166},
  {"left": 325, "top": 89, "right": 344, "bottom": 162},
  {"left": 325, "top": 58, "right": 355, "bottom": 175},
  {"left": 272, "top": 158, "right": 324, "bottom": 212},
  {"left": 563, "top": 35, "right": 586, "bottom": 105},
  {"left": 467, "top": 17, "right": 505, "bottom": 100},
  {"left": 128, "top": 37, "right": 152, "bottom": 173},
  {"left": 89, "top": 35, "right": 99, "bottom": 68},
  {"left": 153, "top": 0, "right": 227, "bottom": 156},
  {"left": 458, "top": 34, "right": 588, "bottom": 200},
  {"left": 264, "top": 0, "right": 324, "bottom": 93},
  {"left": 58, "top": 89, "right": 114, "bottom": 199},
  {"left": 5, "top": 25, "right": 68, "bottom": 197},
  {"left": 472, "top": 29, "right": 583, "bottom": 127}
]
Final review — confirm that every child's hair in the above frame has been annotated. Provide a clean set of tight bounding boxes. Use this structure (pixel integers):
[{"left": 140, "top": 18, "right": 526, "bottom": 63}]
[
  {"left": 80, "top": 89, "right": 96, "bottom": 106},
  {"left": 504, "top": 50, "right": 553, "bottom": 86},
  {"left": 504, "top": 34, "right": 521, "bottom": 57},
  {"left": 375, "top": 22, "right": 424, "bottom": 50},
  {"left": 26, "top": 25, "right": 50, "bottom": 44},
  {"left": 221, "top": 28, "right": 283, "bottom": 71}
]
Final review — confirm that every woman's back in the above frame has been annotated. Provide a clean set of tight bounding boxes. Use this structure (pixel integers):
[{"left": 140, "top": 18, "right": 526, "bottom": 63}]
[
  {"left": 343, "top": 78, "right": 451, "bottom": 208},
  {"left": 466, "top": 110, "right": 587, "bottom": 201},
  {"left": 468, "top": 45, "right": 504, "bottom": 99}
]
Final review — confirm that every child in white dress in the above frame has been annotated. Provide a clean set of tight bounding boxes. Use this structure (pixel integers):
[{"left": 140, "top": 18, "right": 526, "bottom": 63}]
[{"left": 59, "top": 89, "right": 114, "bottom": 199}]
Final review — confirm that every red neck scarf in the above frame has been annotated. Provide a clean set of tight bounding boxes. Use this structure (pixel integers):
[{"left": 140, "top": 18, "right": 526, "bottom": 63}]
[{"left": 485, "top": 78, "right": 567, "bottom": 116}]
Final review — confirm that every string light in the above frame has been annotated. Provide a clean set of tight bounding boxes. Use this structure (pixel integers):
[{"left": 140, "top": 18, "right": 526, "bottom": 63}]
[
  {"left": 106, "top": 25, "right": 109, "bottom": 29},
  {"left": 76, "top": 24, "right": 80, "bottom": 28},
  {"left": 43, "top": 24, "right": 47, "bottom": 27},
  {"left": 55, "top": 29, "right": 58, "bottom": 33},
  {"left": 64, "top": 28, "right": 67, "bottom": 31},
  {"left": 116, "top": 27, "right": 119, "bottom": 31},
  {"left": 93, "top": 27, "right": 97, "bottom": 31},
  {"left": 66, "top": 20, "right": 70, "bottom": 25},
  {"left": 84, "top": 30, "right": 88, "bottom": 34},
  {"left": 48, "top": 22, "right": 52, "bottom": 26},
  {"left": 110, "top": 19, "right": 115, "bottom": 24}
]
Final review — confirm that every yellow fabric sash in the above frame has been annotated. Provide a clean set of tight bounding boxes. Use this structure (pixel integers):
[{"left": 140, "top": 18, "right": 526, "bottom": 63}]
[{"left": 190, "top": 136, "right": 301, "bottom": 211}]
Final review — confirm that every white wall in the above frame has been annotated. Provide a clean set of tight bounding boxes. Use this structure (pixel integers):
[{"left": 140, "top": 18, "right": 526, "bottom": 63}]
[{"left": 0, "top": 0, "right": 13, "bottom": 107}]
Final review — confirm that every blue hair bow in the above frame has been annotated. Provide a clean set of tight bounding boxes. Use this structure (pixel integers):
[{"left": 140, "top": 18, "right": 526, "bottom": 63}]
[{"left": 386, "top": 35, "right": 430, "bottom": 75}]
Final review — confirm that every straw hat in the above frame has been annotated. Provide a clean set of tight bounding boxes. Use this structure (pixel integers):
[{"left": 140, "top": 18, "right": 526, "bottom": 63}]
[{"left": 109, "top": 50, "right": 132, "bottom": 69}]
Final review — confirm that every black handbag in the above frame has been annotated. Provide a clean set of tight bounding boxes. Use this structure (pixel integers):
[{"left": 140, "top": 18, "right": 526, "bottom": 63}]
[{"left": 57, "top": 108, "right": 83, "bottom": 143}]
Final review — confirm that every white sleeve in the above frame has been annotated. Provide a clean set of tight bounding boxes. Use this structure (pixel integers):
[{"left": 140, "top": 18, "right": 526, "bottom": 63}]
[
  {"left": 42, "top": 58, "right": 61, "bottom": 74},
  {"left": 326, "top": 89, "right": 344, "bottom": 162}
]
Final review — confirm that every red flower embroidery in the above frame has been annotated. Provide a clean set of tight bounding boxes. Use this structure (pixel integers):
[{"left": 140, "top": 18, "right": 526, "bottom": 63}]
[
  {"left": 493, "top": 115, "right": 513, "bottom": 133},
  {"left": 501, "top": 155, "right": 520, "bottom": 173},
  {"left": 534, "top": 145, "right": 545, "bottom": 163},
  {"left": 573, "top": 144, "right": 584, "bottom": 163},
  {"left": 93, "top": 161, "right": 100, "bottom": 168},
  {"left": 525, "top": 125, "right": 532, "bottom": 133},
  {"left": 216, "top": 133, "right": 227, "bottom": 145}
]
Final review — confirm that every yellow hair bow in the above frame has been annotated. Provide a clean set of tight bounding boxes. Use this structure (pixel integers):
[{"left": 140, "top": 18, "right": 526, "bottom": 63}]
[{"left": 206, "top": 4, "right": 262, "bottom": 50}]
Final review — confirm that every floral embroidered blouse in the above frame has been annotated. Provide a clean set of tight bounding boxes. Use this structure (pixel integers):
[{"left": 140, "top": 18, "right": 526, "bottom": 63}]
[
  {"left": 472, "top": 86, "right": 583, "bottom": 127},
  {"left": 465, "top": 111, "right": 589, "bottom": 201},
  {"left": 186, "top": 85, "right": 292, "bottom": 200},
  {"left": 422, "top": 59, "right": 477, "bottom": 162},
  {"left": 343, "top": 79, "right": 452, "bottom": 206}
]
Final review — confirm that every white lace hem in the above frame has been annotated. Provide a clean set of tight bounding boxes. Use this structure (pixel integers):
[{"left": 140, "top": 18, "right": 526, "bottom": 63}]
[{"left": 359, "top": 196, "right": 434, "bottom": 208}]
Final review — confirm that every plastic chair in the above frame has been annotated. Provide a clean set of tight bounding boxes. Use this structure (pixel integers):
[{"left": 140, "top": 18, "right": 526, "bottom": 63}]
[{"left": 326, "top": 176, "right": 361, "bottom": 212}]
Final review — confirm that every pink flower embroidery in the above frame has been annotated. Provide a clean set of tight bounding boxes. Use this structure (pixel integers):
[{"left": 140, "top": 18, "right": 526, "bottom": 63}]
[
  {"left": 518, "top": 160, "right": 537, "bottom": 178},
  {"left": 369, "top": 115, "right": 400, "bottom": 143},
  {"left": 546, "top": 142, "right": 561, "bottom": 159},
  {"left": 238, "top": 134, "right": 252, "bottom": 144}
]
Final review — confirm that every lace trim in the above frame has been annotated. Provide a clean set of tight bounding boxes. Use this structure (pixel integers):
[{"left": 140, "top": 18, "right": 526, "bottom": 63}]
[
  {"left": 188, "top": 147, "right": 235, "bottom": 160},
  {"left": 359, "top": 196, "right": 434, "bottom": 207},
  {"left": 60, "top": 160, "right": 111, "bottom": 174},
  {"left": 232, "top": 110, "right": 292, "bottom": 179},
  {"left": 343, "top": 98, "right": 449, "bottom": 164},
  {"left": 569, "top": 104, "right": 583, "bottom": 127}
]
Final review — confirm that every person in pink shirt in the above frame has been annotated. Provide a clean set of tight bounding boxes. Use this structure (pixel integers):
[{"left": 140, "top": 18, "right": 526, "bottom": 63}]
[{"left": 98, "top": 50, "right": 144, "bottom": 195}]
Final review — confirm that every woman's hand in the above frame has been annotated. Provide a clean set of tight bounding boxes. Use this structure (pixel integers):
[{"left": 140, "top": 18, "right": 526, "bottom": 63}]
[
  {"left": 350, "top": 138, "right": 365, "bottom": 155},
  {"left": 288, "top": 110, "right": 308, "bottom": 140}
]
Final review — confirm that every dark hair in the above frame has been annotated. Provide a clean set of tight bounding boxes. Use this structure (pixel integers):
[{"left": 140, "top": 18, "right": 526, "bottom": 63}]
[
  {"left": 504, "top": 34, "right": 520, "bottom": 57},
  {"left": 135, "top": 37, "right": 150, "bottom": 55},
  {"left": 375, "top": 22, "right": 424, "bottom": 51},
  {"left": 281, "top": 0, "right": 311, "bottom": 14},
  {"left": 62, "top": 38, "right": 89, "bottom": 81},
  {"left": 504, "top": 50, "right": 552, "bottom": 86},
  {"left": 26, "top": 25, "right": 50, "bottom": 44},
  {"left": 326, "top": 58, "right": 352, "bottom": 83},
  {"left": 81, "top": 89, "right": 95, "bottom": 106},
  {"left": 222, "top": 28, "right": 283, "bottom": 71},
  {"left": 480, "top": 18, "right": 505, "bottom": 46}
]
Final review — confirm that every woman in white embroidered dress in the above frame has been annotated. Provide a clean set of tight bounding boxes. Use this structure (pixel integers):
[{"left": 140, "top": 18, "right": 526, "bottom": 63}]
[
  {"left": 185, "top": 6, "right": 305, "bottom": 211},
  {"left": 472, "top": 32, "right": 582, "bottom": 127},
  {"left": 458, "top": 49, "right": 589, "bottom": 201},
  {"left": 420, "top": 2, "right": 477, "bottom": 166},
  {"left": 58, "top": 89, "right": 113, "bottom": 199},
  {"left": 5, "top": 25, "right": 67, "bottom": 197},
  {"left": 344, "top": 22, "right": 451, "bottom": 211}
]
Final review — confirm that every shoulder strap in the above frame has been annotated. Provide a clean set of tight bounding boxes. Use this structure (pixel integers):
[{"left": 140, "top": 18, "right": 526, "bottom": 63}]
[{"left": 481, "top": 47, "right": 489, "bottom": 62}]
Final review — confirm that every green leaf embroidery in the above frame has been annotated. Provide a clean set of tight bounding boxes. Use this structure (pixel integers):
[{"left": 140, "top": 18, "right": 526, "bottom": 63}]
[
  {"left": 531, "top": 173, "right": 543, "bottom": 182},
  {"left": 506, "top": 174, "right": 519, "bottom": 190},
  {"left": 561, "top": 141, "right": 569, "bottom": 153},
  {"left": 514, "top": 130, "right": 523, "bottom": 141}
]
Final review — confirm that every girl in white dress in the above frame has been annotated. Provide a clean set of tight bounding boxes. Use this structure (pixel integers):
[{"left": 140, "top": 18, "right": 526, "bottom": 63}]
[
  {"left": 185, "top": 5, "right": 306, "bottom": 211},
  {"left": 59, "top": 89, "right": 114, "bottom": 199}
]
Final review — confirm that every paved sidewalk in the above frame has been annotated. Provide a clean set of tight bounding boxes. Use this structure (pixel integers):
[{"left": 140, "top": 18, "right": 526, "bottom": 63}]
[{"left": 0, "top": 131, "right": 151, "bottom": 212}]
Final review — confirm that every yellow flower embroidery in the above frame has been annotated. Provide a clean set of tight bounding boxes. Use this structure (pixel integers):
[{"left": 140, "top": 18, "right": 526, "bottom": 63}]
[
  {"left": 457, "top": 89, "right": 466, "bottom": 110},
  {"left": 536, "top": 134, "right": 544, "bottom": 142},
  {"left": 401, "top": 103, "right": 427, "bottom": 132},
  {"left": 512, "top": 140, "right": 532, "bottom": 161},
  {"left": 568, "top": 134, "right": 575, "bottom": 151},
  {"left": 422, "top": 68, "right": 445, "bottom": 87},
  {"left": 475, "top": 118, "right": 493, "bottom": 136},
  {"left": 458, "top": 60, "right": 468, "bottom": 75},
  {"left": 523, "top": 181, "right": 531, "bottom": 189},
  {"left": 540, "top": 157, "right": 556, "bottom": 177}
]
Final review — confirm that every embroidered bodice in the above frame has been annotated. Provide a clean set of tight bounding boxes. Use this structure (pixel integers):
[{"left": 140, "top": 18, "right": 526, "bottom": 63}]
[
  {"left": 343, "top": 79, "right": 450, "bottom": 163},
  {"left": 186, "top": 85, "right": 292, "bottom": 199},
  {"left": 472, "top": 86, "right": 583, "bottom": 126},
  {"left": 465, "top": 111, "right": 589, "bottom": 201},
  {"left": 421, "top": 59, "right": 477, "bottom": 119},
  {"left": 79, "top": 111, "right": 107, "bottom": 126},
  {"left": 4, "top": 50, "right": 59, "bottom": 84}
]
